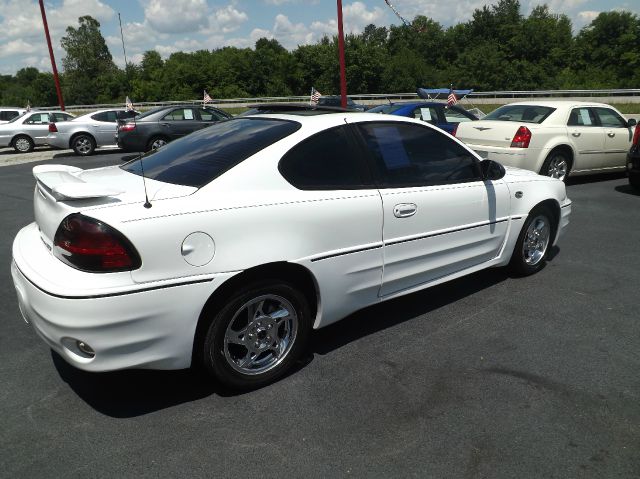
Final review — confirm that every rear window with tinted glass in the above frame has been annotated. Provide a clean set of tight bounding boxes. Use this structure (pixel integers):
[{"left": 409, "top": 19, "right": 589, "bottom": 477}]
[
  {"left": 484, "top": 105, "right": 555, "bottom": 124},
  {"left": 121, "top": 118, "right": 301, "bottom": 188}
]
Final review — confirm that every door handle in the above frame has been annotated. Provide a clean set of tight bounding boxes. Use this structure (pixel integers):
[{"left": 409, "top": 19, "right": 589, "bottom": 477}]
[
  {"left": 607, "top": 132, "right": 615, "bottom": 138},
  {"left": 160, "top": 123, "right": 170, "bottom": 127},
  {"left": 571, "top": 132, "right": 580, "bottom": 137},
  {"left": 393, "top": 203, "right": 417, "bottom": 218}
]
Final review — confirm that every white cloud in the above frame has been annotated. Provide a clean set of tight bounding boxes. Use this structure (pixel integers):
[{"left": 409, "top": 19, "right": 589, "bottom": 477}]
[
  {"left": 0, "top": 39, "right": 38, "bottom": 58},
  {"left": 144, "top": 0, "right": 209, "bottom": 34},
  {"left": 577, "top": 10, "right": 600, "bottom": 23},
  {"left": 215, "top": 5, "right": 248, "bottom": 33}
]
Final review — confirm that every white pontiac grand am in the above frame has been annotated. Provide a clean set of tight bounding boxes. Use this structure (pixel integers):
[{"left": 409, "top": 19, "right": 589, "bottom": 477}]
[
  {"left": 455, "top": 101, "right": 636, "bottom": 181},
  {"left": 11, "top": 109, "right": 572, "bottom": 390}
]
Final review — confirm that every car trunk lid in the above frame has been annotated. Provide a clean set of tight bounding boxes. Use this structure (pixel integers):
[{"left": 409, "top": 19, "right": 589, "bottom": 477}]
[
  {"left": 33, "top": 164, "right": 196, "bottom": 247},
  {"left": 456, "top": 120, "right": 523, "bottom": 148}
]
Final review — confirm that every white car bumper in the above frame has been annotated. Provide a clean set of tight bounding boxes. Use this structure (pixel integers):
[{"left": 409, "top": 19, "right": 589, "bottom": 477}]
[
  {"left": 11, "top": 224, "right": 236, "bottom": 372},
  {"left": 470, "top": 144, "right": 544, "bottom": 174}
]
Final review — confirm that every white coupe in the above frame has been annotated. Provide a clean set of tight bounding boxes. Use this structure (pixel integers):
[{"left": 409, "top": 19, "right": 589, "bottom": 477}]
[
  {"left": 455, "top": 101, "right": 636, "bottom": 180},
  {"left": 11, "top": 110, "right": 571, "bottom": 389}
]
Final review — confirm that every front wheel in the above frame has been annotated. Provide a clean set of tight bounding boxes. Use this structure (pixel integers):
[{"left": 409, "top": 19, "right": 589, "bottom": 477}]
[
  {"left": 540, "top": 150, "right": 571, "bottom": 181},
  {"left": 147, "top": 136, "right": 168, "bottom": 151},
  {"left": 200, "top": 281, "right": 311, "bottom": 390},
  {"left": 509, "top": 207, "right": 554, "bottom": 276},
  {"left": 72, "top": 134, "right": 96, "bottom": 156}
]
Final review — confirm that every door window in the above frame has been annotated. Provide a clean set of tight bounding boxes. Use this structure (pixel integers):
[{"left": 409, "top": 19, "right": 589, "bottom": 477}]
[
  {"left": 357, "top": 122, "right": 481, "bottom": 187},
  {"left": 24, "top": 113, "right": 50, "bottom": 124},
  {"left": 279, "top": 125, "right": 369, "bottom": 190},
  {"left": 443, "top": 107, "right": 475, "bottom": 123},
  {"left": 593, "top": 107, "right": 626, "bottom": 128},
  {"left": 163, "top": 108, "right": 195, "bottom": 121},
  {"left": 412, "top": 107, "right": 439, "bottom": 124}
]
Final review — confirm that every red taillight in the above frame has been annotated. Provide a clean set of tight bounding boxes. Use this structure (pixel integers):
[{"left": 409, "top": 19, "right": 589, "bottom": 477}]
[
  {"left": 510, "top": 126, "right": 532, "bottom": 148},
  {"left": 53, "top": 214, "right": 141, "bottom": 272},
  {"left": 48, "top": 122, "right": 58, "bottom": 133},
  {"left": 632, "top": 126, "right": 640, "bottom": 146},
  {"left": 118, "top": 122, "right": 136, "bottom": 132}
]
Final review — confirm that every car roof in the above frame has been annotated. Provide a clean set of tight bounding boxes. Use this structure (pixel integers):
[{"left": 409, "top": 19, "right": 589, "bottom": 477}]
[{"left": 499, "top": 100, "right": 616, "bottom": 108}]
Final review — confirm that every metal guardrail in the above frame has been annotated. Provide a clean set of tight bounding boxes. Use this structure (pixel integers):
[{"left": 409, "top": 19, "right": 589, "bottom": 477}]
[{"left": 42, "top": 88, "right": 640, "bottom": 111}]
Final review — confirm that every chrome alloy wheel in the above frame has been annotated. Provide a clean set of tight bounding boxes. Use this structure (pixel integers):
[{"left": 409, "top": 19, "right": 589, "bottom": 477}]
[
  {"left": 14, "top": 137, "right": 32, "bottom": 152},
  {"left": 150, "top": 138, "right": 167, "bottom": 149},
  {"left": 547, "top": 155, "right": 568, "bottom": 180},
  {"left": 522, "top": 215, "right": 551, "bottom": 265},
  {"left": 74, "top": 136, "right": 93, "bottom": 154},
  {"left": 223, "top": 294, "right": 298, "bottom": 375}
]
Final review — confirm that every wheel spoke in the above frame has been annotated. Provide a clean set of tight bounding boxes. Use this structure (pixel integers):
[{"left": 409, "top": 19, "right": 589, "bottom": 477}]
[{"left": 225, "top": 327, "right": 247, "bottom": 346}]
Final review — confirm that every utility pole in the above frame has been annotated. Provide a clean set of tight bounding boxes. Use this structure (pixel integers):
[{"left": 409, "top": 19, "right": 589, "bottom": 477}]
[
  {"left": 336, "top": 0, "right": 347, "bottom": 109},
  {"left": 38, "top": 0, "right": 65, "bottom": 110}
]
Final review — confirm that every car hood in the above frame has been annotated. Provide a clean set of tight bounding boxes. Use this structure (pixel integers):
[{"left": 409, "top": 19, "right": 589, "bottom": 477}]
[{"left": 32, "top": 164, "right": 196, "bottom": 244}]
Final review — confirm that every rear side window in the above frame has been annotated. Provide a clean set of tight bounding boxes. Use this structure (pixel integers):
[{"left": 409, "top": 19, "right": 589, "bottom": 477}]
[
  {"left": 279, "top": 125, "right": 368, "bottom": 190},
  {"left": 485, "top": 105, "right": 555, "bottom": 124},
  {"left": 567, "top": 108, "right": 597, "bottom": 126},
  {"left": 357, "top": 122, "right": 481, "bottom": 187},
  {"left": 121, "top": 118, "right": 301, "bottom": 188},
  {"left": 0, "top": 110, "right": 20, "bottom": 121},
  {"left": 91, "top": 111, "right": 118, "bottom": 122},
  {"left": 443, "top": 107, "right": 476, "bottom": 123}
]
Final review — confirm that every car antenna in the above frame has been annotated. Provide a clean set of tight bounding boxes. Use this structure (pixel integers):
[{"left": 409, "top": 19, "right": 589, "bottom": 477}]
[{"left": 128, "top": 105, "right": 152, "bottom": 209}]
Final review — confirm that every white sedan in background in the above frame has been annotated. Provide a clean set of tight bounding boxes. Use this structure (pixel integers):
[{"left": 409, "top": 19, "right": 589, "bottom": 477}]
[
  {"left": 0, "top": 110, "right": 75, "bottom": 153},
  {"left": 48, "top": 109, "right": 139, "bottom": 156},
  {"left": 455, "top": 101, "right": 636, "bottom": 180},
  {"left": 11, "top": 109, "right": 571, "bottom": 390}
]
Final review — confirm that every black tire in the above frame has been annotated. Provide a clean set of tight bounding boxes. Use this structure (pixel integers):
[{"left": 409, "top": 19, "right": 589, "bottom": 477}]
[
  {"left": 540, "top": 150, "right": 572, "bottom": 181},
  {"left": 509, "top": 206, "right": 555, "bottom": 276},
  {"left": 71, "top": 134, "right": 96, "bottom": 156},
  {"left": 12, "top": 135, "right": 34, "bottom": 153},
  {"left": 146, "top": 136, "right": 168, "bottom": 151},
  {"left": 199, "top": 280, "right": 311, "bottom": 390}
]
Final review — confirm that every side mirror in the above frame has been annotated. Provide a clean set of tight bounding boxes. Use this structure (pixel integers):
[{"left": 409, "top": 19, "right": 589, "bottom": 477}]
[
  {"left": 480, "top": 159, "right": 506, "bottom": 181},
  {"left": 627, "top": 118, "right": 637, "bottom": 127}
]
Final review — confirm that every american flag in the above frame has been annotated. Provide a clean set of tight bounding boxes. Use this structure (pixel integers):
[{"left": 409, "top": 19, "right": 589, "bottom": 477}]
[
  {"left": 203, "top": 90, "right": 212, "bottom": 104},
  {"left": 447, "top": 86, "right": 458, "bottom": 107},
  {"left": 26, "top": 101, "right": 31, "bottom": 112},
  {"left": 125, "top": 96, "right": 134, "bottom": 111},
  {"left": 310, "top": 87, "right": 321, "bottom": 104}
]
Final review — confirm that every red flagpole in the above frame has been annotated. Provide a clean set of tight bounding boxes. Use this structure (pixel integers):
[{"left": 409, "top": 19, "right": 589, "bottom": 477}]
[
  {"left": 39, "top": 0, "right": 65, "bottom": 111},
  {"left": 337, "top": 0, "right": 347, "bottom": 109}
]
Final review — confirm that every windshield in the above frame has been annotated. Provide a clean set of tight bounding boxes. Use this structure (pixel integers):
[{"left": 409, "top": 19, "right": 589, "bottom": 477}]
[
  {"left": 367, "top": 104, "right": 407, "bottom": 114},
  {"left": 121, "top": 118, "right": 301, "bottom": 188},
  {"left": 484, "top": 105, "right": 555, "bottom": 124}
]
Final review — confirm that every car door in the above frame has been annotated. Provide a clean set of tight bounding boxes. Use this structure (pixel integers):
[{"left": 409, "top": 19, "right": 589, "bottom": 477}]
[
  {"left": 160, "top": 108, "right": 200, "bottom": 140},
  {"left": 592, "top": 107, "right": 632, "bottom": 168},
  {"left": 354, "top": 120, "right": 510, "bottom": 297},
  {"left": 22, "top": 112, "right": 52, "bottom": 143},
  {"left": 277, "top": 124, "right": 384, "bottom": 325},
  {"left": 566, "top": 107, "right": 604, "bottom": 172},
  {"left": 90, "top": 111, "right": 119, "bottom": 145}
]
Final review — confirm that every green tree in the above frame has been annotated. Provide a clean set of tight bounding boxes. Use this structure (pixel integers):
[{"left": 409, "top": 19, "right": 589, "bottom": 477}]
[{"left": 60, "top": 15, "right": 119, "bottom": 104}]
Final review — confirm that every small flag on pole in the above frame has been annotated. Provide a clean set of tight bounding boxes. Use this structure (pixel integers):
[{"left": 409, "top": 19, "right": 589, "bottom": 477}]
[
  {"left": 447, "top": 85, "right": 458, "bottom": 107},
  {"left": 310, "top": 87, "right": 321, "bottom": 104},
  {"left": 203, "top": 90, "right": 212, "bottom": 104},
  {"left": 26, "top": 101, "right": 31, "bottom": 112},
  {"left": 125, "top": 96, "right": 134, "bottom": 111}
]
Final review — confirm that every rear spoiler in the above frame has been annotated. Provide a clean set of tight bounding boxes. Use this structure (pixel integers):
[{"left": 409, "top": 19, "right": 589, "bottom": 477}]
[{"left": 33, "top": 164, "right": 124, "bottom": 201}]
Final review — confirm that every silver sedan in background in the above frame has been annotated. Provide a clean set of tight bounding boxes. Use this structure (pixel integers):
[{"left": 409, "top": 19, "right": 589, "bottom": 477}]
[
  {"left": 0, "top": 110, "right": 75, "bottom": 153},
  {"left": 48, "top": 109, "right": 139, "bottom": 156}
]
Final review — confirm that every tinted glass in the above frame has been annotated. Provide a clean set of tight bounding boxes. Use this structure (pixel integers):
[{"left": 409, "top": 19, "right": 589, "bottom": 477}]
[
  {"left": 485, "top": 105, "right": 555, "bottom": 124},
  {"left": 443, "top": 107, "right": 476, "bottom": 123},
  {"left": 163, "top": 108, "right": 196, "bottom": 121},
  {"left": 279, "top": 126, "right": 366, "bottom": 190},
  {"left": 593, "top": 107, "right": 626, "bottom": 128},
  {"left": 198, "top": 108, "right": 227, "bottom": 121},
  {"left": 0, "top": 111, "right": 20, "bottom": 121},
  {"left": 357, "top": 122, "right": 481, "bottom": 187},
  {"left": 368, "top": 104, "right": 406, "bottom": 114},
  {"left": 121, "top": 118, "right": 300, "bottom": 188},
  {"left": 567, "top": 108, "right": 598, "bottom": 126},
  {"left": 92, "top": 111, "right": 118, "bottom": 122}
]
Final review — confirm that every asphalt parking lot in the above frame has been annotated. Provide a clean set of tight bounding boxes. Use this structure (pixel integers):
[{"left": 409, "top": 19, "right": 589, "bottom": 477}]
[{"left": 1, "top": 147, "right": 639, "bottom": 478}]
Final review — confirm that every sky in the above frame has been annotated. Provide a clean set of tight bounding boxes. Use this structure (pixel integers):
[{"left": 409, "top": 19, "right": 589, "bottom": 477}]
[{"left": 0, "top": 0, "right": 638, "bottom": 75}]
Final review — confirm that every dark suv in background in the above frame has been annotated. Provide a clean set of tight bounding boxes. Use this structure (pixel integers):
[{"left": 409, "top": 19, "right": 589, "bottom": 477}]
[{"left": 116, "top": 105, "right": 232, "bottom": 152}]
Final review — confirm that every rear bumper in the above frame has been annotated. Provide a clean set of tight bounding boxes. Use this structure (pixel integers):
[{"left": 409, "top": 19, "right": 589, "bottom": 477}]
[
  {"left": 468, "top": 144, "right": 543, "bottom": 173},
  {"left": 116, "top": 133, "right": 147, "bottom": 152},
  {"left": 11, "top": 224, "right": 236, "bottom": 372}
]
